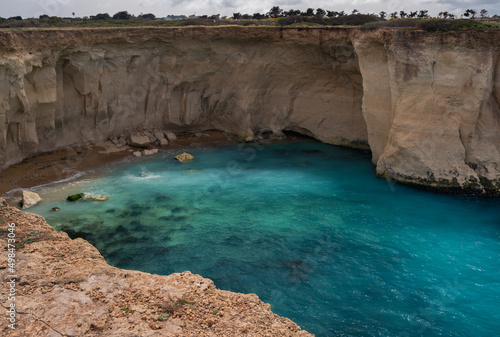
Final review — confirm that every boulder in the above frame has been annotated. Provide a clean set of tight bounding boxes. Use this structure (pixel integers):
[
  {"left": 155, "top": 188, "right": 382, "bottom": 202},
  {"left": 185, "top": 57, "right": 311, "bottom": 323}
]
[
  {"left": 129, "top": 133, "right": 151, "bottom": 148},
  {"left": 0, "top": 197, "right": 8, "bottom": 207},
  {"left": 160, "top": 138, "right": 169, "bottom": 147},
  {"left": 147, "top": 133, "right": 157, "bottom": 143},
  {"left": 143, "top": 149, "right": 155, "bottom": 156},
  {"left": 153, "top": 130, "right": 165, "bottom": 141},
  {"left": 21, "top": 190, "right": 42, "bottom": 209},
  {"left": 133, "top": 151, "right": 142, "bottom": 157},
  {"left": 111, "top": 136, "right": 127, "bottom": 148},
  {"left": 164, "top": 131, "right": 177, "bottom": 142},
  {"left": 194, "top": 132, "right": 203, "bottom": 137},
  {"left": 175, "top": 152, "right": 195, "bottom": 162}
]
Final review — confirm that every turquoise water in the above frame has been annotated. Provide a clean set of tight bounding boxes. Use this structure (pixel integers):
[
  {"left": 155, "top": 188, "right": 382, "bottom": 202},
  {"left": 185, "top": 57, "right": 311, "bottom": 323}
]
[{"left": 30, "top": 141, "right": 500, "bottom": 336}]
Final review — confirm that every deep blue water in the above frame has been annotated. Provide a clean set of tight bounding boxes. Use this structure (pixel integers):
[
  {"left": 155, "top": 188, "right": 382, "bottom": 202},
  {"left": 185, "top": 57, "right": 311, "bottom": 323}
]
[{"left": 30, "top": 141, "right": 500, "bottom": 336}]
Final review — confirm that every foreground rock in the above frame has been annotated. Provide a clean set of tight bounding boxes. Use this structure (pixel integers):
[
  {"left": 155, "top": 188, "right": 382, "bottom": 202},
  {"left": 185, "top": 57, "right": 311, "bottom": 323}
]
[
  {"left": 175, "top": 152, "right": 195, "bottom": 162},
  {"left": 20, "top": 190, "right": 42, "bottom": 209},
  {"left": 0, "top": 206, "right": 312, "bottom": 336}
]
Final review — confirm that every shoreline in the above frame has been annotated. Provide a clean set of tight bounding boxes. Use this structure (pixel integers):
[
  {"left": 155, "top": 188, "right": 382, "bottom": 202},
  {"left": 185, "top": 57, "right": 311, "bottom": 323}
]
[
  {"left": 0, "top": 131, "right": 233, "bottom": 204},
  {"left": 0, "top": 130, "right": 311, "bottom": 206}
]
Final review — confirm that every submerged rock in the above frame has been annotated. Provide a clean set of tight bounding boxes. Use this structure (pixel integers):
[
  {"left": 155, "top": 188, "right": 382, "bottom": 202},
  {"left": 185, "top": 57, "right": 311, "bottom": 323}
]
[
  {"left": 175, "top": 152, "right": 195, "bottom": 162},
  {"left": 21, "top": 190, "right": 42, "bottom": 209},
  {"left": 49, "top": 207, "right": 60, "bottom": 212},
  {"left": 83, "top": 195, "right": 109, "bottom": 201}
]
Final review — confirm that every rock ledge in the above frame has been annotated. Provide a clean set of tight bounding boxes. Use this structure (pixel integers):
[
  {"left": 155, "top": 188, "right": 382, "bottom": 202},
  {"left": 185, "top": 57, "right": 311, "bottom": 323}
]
[{"left": 0, "top": 206, "right": 312, "bottom": 336}]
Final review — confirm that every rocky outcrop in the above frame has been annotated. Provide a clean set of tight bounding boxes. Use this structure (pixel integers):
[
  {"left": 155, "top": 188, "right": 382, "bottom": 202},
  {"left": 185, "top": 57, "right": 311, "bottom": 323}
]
[
  {"left": 0, "top": 28, "right": 499, "bottom": 193},
  {"left": 0, "top": 206, "right": 312, "bottom": 336}
]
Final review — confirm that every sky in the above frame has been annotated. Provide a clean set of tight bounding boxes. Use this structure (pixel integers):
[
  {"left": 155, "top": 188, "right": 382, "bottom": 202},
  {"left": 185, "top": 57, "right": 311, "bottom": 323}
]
[{"left": 0, "top": 0, "right": 498, "bottom": 19}]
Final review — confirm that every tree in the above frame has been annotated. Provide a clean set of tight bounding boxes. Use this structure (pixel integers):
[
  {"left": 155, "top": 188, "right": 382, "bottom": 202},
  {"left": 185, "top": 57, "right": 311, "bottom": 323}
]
[
  {"left": 8, "top": 16, "right": 23, "bottom": 20},
  {"left": 316, "top": 8, "right": 326, "bottom": 18},
  {"left": 72, "top": 12, "right": 75, "bottom": 17},
  {"left": 92, "top": 13, "right": 111, "bottom": 20},
  {"left": 232, "top": 13, "right": 241, "bottom": 20},
  {"left": 267, "top": 6, "right": 283, "bottom": 18},
  {"left": 352, "top": 9, "right": 359, "bottom": 15},
  {"left": 417, "top": 10, "right": 429, "bottom": 18},
  {"left": 409, "top": 11, "right": 418, "bottom": 18},
  {"left": 304, "top": 8, "right": 314, "bottom": 16},
  {"left": 112, "top": 11, "right": 131, "bottom": 20},
  {"left": 480, "top": 9, "right": 488, "bottom": 18},
  {"left": 241, "top": 14, "right": 251, "bottom": 19},
  {"left": 463, "top": 9, "right": 477, "bottom": 19},
  {"left": 399, "top": 11, "right": 407, "bottom": 18},
  {"left": 390, "top": 12, "right": 398, "bottom": 19},
  {"left": 379, "top": 11, "right": 387, "bottom": 19},
  {"left": 253, "top": 13, "right": 265, "bottom": 20},
  {"left": 285, "top": 9, "right": 301, "bottom": 17},
  {"left": 39, "top": 14, "right": 49, "bottom": 19},
  {"left": 139, "top": 13, "right": 156, "bottom": 20}
]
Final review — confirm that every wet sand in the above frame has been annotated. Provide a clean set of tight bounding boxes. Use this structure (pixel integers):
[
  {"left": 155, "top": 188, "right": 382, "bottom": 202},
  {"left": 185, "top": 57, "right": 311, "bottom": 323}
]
[{"left": 0, "top": 131, "right": 234, "bottom": 204}]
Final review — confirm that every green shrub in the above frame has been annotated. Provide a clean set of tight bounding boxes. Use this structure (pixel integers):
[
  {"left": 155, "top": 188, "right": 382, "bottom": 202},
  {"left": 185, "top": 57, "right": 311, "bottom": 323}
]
[
  {"left": 158, "top": 313, "right": 169, "bottom": 321},
  {"left": 418, "top": 19, "right": 492, "bottom": 32}
]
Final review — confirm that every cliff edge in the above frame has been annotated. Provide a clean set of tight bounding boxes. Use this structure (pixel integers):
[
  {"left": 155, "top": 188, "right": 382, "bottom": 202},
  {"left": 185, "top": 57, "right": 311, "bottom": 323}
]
[
  {"left": 0, "top": 27, "right": 499, "bottom": 193},
  {"left": 0, "top": 205, "right": 312, "bottom": 336}
]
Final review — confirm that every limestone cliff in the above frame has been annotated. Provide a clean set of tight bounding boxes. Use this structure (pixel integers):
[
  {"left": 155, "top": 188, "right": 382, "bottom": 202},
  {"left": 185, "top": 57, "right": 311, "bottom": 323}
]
[{"left": 0, "top": 27, "right": 499, "bottom": 194}]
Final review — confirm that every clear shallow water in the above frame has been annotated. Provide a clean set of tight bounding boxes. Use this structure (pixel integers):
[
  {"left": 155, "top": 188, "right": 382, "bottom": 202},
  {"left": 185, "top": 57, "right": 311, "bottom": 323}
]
[{"left": 29, "top": 141, "right": 500, "bottom": 337}]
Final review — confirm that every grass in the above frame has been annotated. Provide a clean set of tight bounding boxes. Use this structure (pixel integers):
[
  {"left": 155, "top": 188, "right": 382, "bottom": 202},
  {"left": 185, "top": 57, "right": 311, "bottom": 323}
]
[{"left": 158, "top": 313, "right": 169, "bottom": 321}]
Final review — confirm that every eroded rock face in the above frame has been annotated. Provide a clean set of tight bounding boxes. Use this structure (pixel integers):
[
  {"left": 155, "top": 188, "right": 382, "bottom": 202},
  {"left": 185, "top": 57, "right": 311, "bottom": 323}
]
[
  {"left": 0, "top": 206, "right": 312, "bottom": 336},
  {"left": 0, "top": 28, "right": 499, "bottom": 193}
]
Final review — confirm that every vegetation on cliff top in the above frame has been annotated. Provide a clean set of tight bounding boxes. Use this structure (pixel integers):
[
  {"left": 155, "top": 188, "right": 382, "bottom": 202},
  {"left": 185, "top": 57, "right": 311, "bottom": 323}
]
[{"left": 0, "top": 7, "right": 498, "bottom": 31}]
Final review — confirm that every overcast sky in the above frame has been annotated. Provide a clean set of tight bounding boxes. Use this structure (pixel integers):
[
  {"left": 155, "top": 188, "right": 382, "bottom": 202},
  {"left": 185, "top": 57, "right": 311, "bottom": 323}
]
[{"left": 1, "top": 0, "right": 498, "bottom": 19}]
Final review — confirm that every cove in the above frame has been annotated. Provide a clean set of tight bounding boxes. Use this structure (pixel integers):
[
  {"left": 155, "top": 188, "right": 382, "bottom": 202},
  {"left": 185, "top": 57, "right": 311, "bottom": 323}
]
[{"left": 29, "top": 140, "right": 500, "bottom": 336}]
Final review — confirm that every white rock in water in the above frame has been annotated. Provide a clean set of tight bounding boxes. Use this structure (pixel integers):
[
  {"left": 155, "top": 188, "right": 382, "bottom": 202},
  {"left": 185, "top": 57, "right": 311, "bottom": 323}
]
[
  {"left": 143, "top": 149, "right": 155, "bottom": 156},
  {"left": 133, "top": 151, "right": 142, "bottom": 157},
  {"left": 175, "top": 152, "right": 195, "bottom": 162},
  {"left": 21, "top": 190, "right": 42, "bottom": 209}
]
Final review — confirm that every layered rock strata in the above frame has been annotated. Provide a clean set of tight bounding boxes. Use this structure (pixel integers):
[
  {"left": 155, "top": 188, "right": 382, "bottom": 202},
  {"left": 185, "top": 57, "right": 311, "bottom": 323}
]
[{"left": 0, "top": 27, "right": 499, "bottom": 193}]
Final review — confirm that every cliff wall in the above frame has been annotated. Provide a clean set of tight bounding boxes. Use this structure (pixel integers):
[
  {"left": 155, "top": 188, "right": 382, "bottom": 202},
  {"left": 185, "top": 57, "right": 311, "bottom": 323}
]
[{"left": 0, "top": 27, "right": 499, "bottom": 193}]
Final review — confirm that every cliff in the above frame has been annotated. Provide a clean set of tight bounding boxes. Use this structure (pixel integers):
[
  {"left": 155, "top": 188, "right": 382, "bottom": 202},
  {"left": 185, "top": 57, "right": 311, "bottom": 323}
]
[
  {"left": 0, "top": 27, "right": 499, "bottom": 193},
  {"left": 0, "top": 205, "right": 312, "bottom": 336}
]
